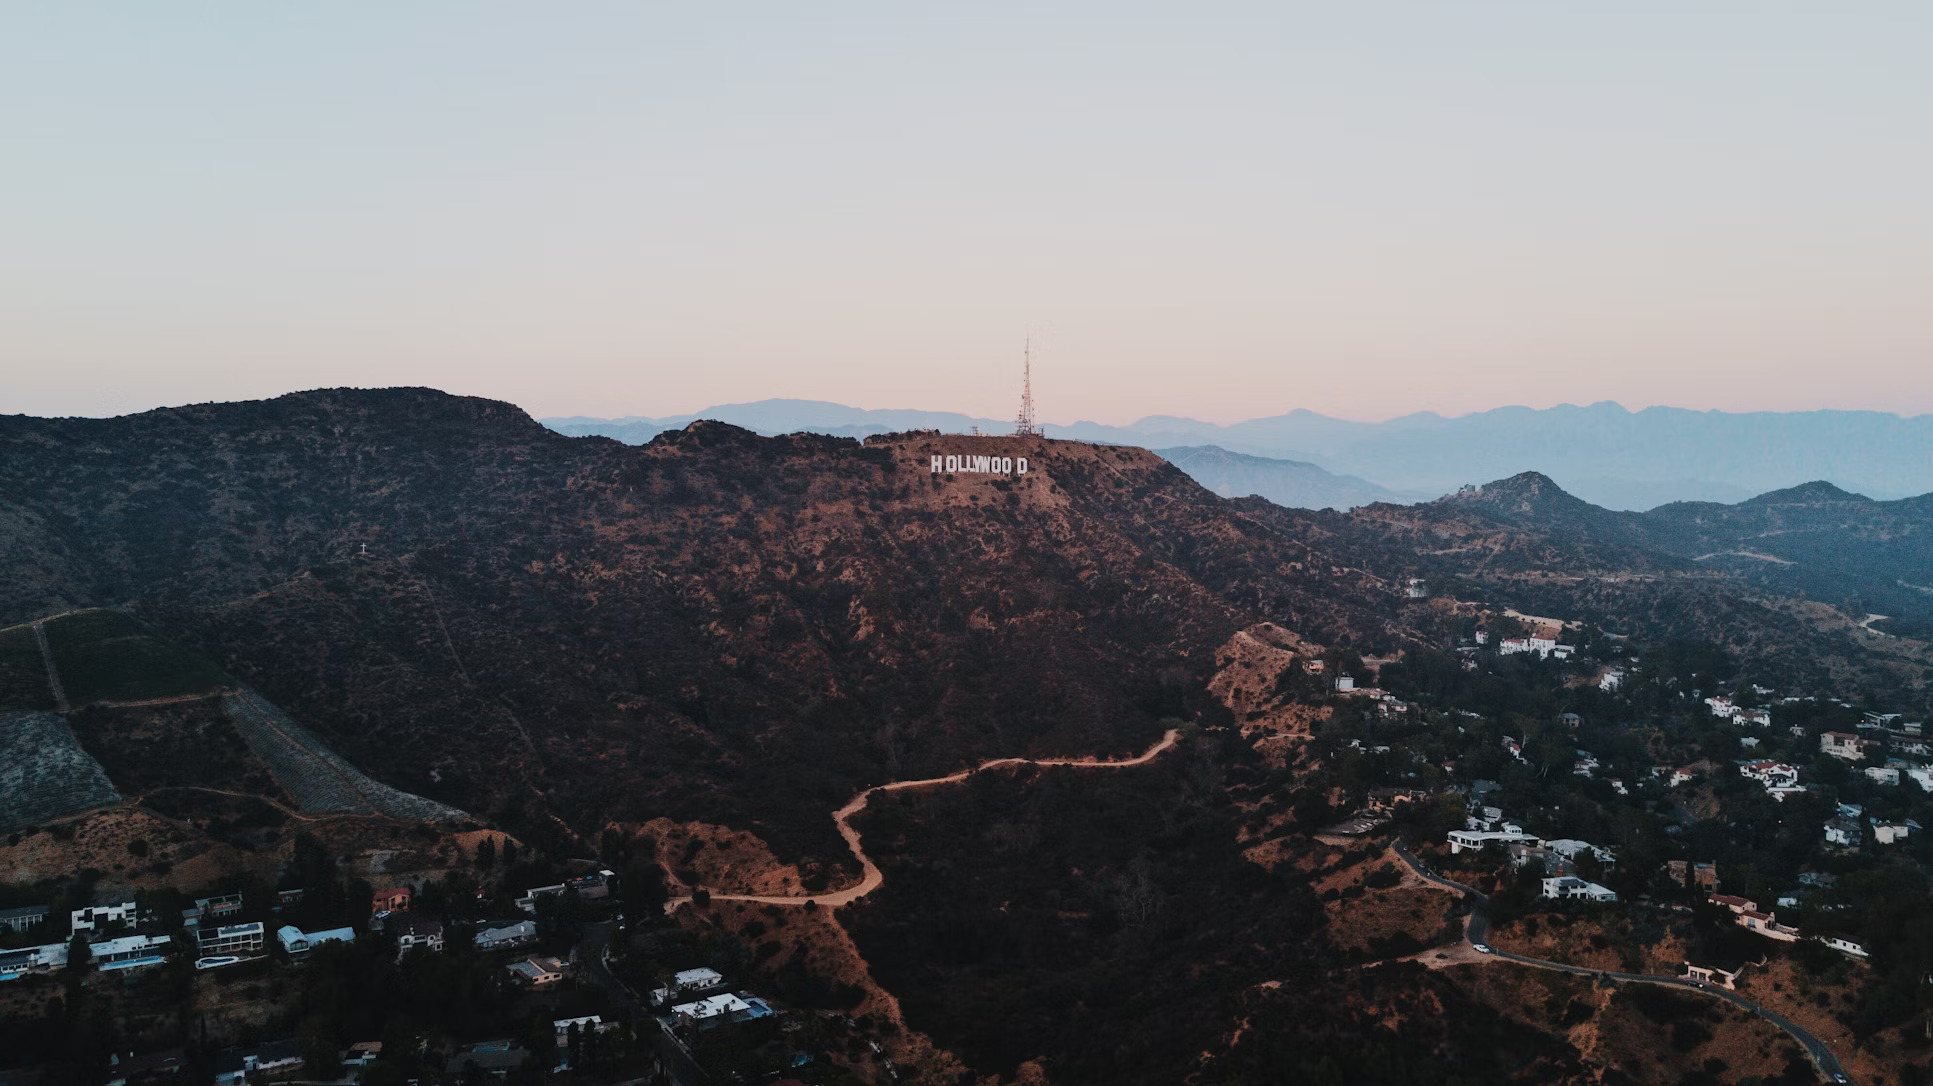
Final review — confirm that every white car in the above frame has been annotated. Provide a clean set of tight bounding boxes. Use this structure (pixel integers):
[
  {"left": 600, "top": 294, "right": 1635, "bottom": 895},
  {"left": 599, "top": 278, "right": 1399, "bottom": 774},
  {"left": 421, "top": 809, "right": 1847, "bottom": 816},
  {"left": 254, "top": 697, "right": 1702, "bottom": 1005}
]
[{"left": 1472, "top": 943, "right": 1492, "bottom": 954}]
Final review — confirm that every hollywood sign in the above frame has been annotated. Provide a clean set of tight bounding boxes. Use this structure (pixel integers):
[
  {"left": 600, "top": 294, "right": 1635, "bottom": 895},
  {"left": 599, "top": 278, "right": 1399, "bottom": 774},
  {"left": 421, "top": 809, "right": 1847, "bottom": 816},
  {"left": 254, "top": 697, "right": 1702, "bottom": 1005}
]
[{"left": 931, "top": 454, "right": 1029, "bottom": 476}]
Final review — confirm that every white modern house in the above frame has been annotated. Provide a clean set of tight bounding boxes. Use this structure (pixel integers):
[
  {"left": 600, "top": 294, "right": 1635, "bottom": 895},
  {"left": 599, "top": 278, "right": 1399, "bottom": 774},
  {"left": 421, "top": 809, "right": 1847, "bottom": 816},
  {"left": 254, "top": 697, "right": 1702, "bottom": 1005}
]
[{"left": 1542, "top": 876, "right": 1618, "bottom": 902}]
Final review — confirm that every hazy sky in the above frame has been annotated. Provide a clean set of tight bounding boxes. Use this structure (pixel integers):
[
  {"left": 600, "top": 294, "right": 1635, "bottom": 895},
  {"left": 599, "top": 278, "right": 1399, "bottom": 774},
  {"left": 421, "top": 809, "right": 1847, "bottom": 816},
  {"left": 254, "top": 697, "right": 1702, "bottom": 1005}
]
[{"left": 5, "top": 4, "right": 1931, "bottom": 423}]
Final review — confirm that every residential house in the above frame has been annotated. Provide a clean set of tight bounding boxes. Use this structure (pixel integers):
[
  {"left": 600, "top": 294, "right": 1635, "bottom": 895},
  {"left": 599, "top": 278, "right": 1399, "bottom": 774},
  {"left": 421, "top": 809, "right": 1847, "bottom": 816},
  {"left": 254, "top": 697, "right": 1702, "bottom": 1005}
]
[
  {"left": 1599, "top": 668, "right": 1624, "bottom": 691},
  {"left": 213, "top": 1041, "right": 303, "bottom": 1086},
  {"left": 1693, "top": 863, "right": 1719, "bottom": 892},
  {"left": 1736, "top": 708, "right": 1772, "bottom": 727},
  {"left": 566, "top": 870, "right": 615, "bottom": 900},
  {"left": 1511, "top": 844, "right": 1571, "bottom": 876},
  {"left": 515, "top": 884, "right": 568, "bottom": 913},
  {"left": 1818, "top": 936, "right": 1870, "bottom": 959},
  {"left": 1735, "top": 909, "right": 1802, "bottom": 943},
  {"left": 194, "top": 923, "right": 264, "bottom": 957},
  {"left": 1334, "top": 675, "right": 1356, "bottom": 692},
  {"left": 1682, "top": 962, "right": 1742, "bottom": 990},
  {"left": 1820, "top": 732, "right": 1873, "bottom": 761},
  {"left": 1545, "top": 839, "right": 1616, "bottom": 867},
  {"left": 1704, "top": 695, "right": 1738, "bottom": 718},
  {"left": 0, "top": 942, "right": 68, "bottom": 975},
  {"left": 1872, "top": 820, "right": 1912, "bottom": 845},
  {"left": 1664, "top": 860, "right": 1688, "bottom": 887},
  {"left": 275, "top": 925, "right": 354, "bottom": 959},
  {"left": 1824, "top": 818, "right": 1861, "bottom": 847},
  {"left": 193, "top": 894, "right": 244, "bottom": 921},
  {"left": 370, "top": 887, "right": 413, "bottom": 914},
  {"left": 0, "top": 906, "right": 49, "bottom": 934},
  {"left": 94, "top": 935, "right": 174, "bottom": 972},
  {"left": 651, "top": 966, "right": 727, "bottom": 1004},
  {"left": 1866, "top": 766, "right": 1901, "bottom": 786},
  {"left": 553, "top": 1015, "right": 616, "bottom": 1048},
  {"left": 71, "top": 902, "right": 136, "bottom": 936},
  {"left": 475, "top": 920, "right": 538, "bottom": 951},
  {"left": 507, "top": 955, "right": 570, "bottom": 987},
  {"left": 389, "top": 914, "right": 445, "bottom": 955},
  {"left": 1448, "top": 830, "right": 1542, "bottom": 854},
  {"left": 672, "top": 993, "right": 755, "bottom": 1030},
  {"left": 1542, "top": 877, "right": 1618, "bottom": 902}
]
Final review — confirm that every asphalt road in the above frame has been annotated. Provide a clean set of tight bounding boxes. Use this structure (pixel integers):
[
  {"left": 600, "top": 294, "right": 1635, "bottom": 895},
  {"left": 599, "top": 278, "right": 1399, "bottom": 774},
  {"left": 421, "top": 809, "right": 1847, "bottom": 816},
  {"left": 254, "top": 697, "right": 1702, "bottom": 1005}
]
[{"left": 1389, "top": 840, "right": 1851, "bottom": 1084}]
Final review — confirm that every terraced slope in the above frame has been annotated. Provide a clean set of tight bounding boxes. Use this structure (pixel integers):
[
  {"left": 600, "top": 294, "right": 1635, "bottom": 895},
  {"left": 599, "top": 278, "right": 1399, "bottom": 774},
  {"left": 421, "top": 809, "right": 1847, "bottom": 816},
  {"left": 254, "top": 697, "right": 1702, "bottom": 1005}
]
[
  {"left": 221, "top": 689, "right": 467, "bottom": 822},
  {"left": 0, "top": 710, "right": 120, "bottom": 829}
]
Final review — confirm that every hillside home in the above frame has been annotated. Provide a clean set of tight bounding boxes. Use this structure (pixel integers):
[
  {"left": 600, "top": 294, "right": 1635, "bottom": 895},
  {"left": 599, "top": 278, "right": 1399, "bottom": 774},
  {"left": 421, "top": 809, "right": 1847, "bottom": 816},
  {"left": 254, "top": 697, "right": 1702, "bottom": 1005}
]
[
  {"left": 1740, "top": 761, "right": 1799, "bottom": 788},
  {"left": 1511, "top": 844, "right": 1571, "bottom": 876},
  {"left": 651, "top": 966, "right": 727, "bottom": 1004},
  {"left": 389, "top": 914, "right": 445, "bottom": 954},
  {"left": 1872, "top": 820, "right": 1913, "bottom": 845},
  {"left": 275, "top": 925, "right": 354, "bottom": 959},
  {"left": 194, "top": 894, "right": 245, "bottom": 921},
  {"left": 1736, "top": 708, "right": 1772, "bottom": 727},
  {"left": 1820, "top": 732, "right": 1873, "bottom": 761},
  {"left": 1704, "top": 695, "right": 1738, "bottom": 718},
  {"left": 95, "top": 934, "right": 174, "bottom": 971},
  {"left": 507, "top": 955, "right": 570, "bottom": 987},
  {"left": 516, "top": 884, "right": 568, "bottom": 913},
  {"left": 1599, "top": 668, "right": 1624, "bottom": 691},
  {"left": 1736, "top": 909, "right": 1801, "bottom": 943},
  {"left": 1866, "top": 766, "right": 1901, "bottom": 786},
  {"left": 195, "top": 923, "right": 264, "bottom": 957},
  {"left": 0, "top": 942, "right": 69, "bottom": 975},
  {"left": 370, "top": 887, "right": 413, "bottom": 914},
  {"left": 672, "top": 993, "right": 755, "bottom": 1030},
  {"left": 475, "top": 920, "right": 537, "bottom": 950},
  {"left": 1546, "top": 839, "right": 1616, "bottom": 867},
  {"left": 1682, "top": 962, "right": 1742, "bottom": 990},
  {"left": 1502, "top": 737, "right": 1524, "bottom": 761},
  {"left": 1910, "top": 766, "right": 1933, "bottom": 792},
  {"left": 1819, "top": 936, "right": 1870, "bottom": 959},
  {"left": 0, "top": 905, "right": 49, "bottom": 934},
  {"left": 1542, "top": 876, "right": 1618, "bottom": 902},
  {"left": 1334, "top": 675, "right": 1355, "bottom": 692},
  {"left": 1824, "top": 818, "right": 1861, "bottom": 847},
  {"left": 71, "top": 902, "right": 136, "bottom": 935},
  {"left": 1448, "top": 829, "right": 1541, "bottom": 854},
  {"left": 566, "top": 870, "right": 615, "bottom": 900}
]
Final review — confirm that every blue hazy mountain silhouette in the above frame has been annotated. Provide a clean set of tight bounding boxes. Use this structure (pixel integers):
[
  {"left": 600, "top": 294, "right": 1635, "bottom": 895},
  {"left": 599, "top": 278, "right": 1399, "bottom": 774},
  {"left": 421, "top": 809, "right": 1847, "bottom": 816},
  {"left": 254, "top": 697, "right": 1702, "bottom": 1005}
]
[{"left": 542, "top": 399, "right": 1933, "bottom": 511}]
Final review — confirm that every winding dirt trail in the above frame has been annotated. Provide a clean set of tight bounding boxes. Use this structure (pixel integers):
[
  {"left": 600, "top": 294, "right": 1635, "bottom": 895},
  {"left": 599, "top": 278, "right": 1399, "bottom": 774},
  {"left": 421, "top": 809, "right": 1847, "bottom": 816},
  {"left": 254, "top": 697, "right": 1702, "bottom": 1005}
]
[{"left": 665, "top": 728, "right": 1182, "bottom": 913}]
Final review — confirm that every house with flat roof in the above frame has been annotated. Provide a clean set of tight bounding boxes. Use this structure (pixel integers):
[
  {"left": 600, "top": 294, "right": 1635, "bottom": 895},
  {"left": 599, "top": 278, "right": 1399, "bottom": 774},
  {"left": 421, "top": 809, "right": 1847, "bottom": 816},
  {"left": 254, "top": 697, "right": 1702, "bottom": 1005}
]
[
  {"left": 213, "top": 1040, "right": 302, "bottom": 1085},
  {"left": 195, "top": 922, "right": 264, "bottom": 957},
  {"left": 0, "top": 906, "right": 49, "bottom": 934},
  {"left": 507, "top": 955, "right": 570, "bottom": 987},
  {"left": 72, "top": 902, "right": 136, "bottom": 936},
  {"left": 672, "top": 993, "right": 754, "bottom": 1030},
  {"left": 1542, "top": 876, "right": 1618, "bottom": 902}
]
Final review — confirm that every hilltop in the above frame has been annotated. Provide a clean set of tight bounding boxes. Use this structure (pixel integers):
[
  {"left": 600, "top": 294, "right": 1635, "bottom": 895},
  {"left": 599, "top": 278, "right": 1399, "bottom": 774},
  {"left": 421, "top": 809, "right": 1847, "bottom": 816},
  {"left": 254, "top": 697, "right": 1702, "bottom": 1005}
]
[{"left": 0, "top": 388, "right": 1426, "bottom": 866}]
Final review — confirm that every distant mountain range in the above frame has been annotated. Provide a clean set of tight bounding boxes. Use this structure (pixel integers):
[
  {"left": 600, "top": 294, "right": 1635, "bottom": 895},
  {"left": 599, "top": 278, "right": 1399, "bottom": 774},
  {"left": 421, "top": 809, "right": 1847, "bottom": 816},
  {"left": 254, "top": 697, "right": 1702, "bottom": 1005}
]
[
  {"left": 1151, "top": 446, "right": 1423, "bottom": 511},
  {"left": 543, "top": 399, "right": 1933, "bottom": 510}
]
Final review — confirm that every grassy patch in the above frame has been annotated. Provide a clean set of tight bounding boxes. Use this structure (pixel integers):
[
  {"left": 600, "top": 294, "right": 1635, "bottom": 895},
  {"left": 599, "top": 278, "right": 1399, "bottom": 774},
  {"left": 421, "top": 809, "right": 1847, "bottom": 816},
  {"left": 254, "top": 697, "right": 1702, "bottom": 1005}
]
[{"left": 43, "top": 610, "right": 229, "bottom": 705}]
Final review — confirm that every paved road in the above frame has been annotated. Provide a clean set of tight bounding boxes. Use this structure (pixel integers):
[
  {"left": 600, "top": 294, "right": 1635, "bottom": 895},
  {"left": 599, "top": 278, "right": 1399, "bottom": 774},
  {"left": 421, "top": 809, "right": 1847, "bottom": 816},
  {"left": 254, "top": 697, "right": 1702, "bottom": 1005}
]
[
  {"left": 663, "top": 728, "right": 1183, "bottom": 914},
  {"left": 1389, "top": 840, "right": 1851, "bottom": 1084}
]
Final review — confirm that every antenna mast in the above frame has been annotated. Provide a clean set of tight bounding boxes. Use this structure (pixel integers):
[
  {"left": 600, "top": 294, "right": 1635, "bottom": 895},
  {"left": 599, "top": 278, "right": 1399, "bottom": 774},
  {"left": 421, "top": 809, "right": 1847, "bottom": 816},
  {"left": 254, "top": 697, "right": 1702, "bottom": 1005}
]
[{"left": 1014, "top": 337, "right": 1042, "bottom": 437}]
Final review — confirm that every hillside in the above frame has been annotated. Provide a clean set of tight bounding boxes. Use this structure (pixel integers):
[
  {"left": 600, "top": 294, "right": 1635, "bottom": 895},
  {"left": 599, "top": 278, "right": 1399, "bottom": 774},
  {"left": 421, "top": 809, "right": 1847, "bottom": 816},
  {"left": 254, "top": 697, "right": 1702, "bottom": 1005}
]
[{"left": 0, "top": 388, "right": 1427, "bottom": 866}]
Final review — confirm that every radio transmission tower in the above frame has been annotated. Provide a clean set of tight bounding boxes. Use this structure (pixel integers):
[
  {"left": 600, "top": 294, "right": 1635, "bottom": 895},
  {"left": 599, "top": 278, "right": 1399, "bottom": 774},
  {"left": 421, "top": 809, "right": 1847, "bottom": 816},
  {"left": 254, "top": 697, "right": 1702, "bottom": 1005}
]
[{"left": 1014, "top": 338, "right": 1042, "bottom": 437}]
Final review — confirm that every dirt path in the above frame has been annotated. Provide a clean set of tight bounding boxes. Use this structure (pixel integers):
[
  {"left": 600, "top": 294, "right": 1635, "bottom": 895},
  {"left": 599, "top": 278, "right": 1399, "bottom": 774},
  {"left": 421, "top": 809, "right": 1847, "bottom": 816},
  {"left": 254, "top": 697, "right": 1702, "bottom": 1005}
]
[
  {"left": 31, "top": 621, "right": 70, "bottom": 714},
  {"left": 665, "top": 728, "right": 1182, "bottom": 913}
]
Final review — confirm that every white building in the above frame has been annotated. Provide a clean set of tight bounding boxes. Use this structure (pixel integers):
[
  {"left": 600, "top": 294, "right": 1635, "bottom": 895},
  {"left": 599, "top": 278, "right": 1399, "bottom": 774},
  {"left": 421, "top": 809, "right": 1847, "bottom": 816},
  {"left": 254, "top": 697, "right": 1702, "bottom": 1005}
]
[
  {"left": 1820, "top": 732, "right": 1871, "bottom": 761},
  {"left": 1599, "top": 668, "right": 1624, "bottom": 691},
  {"left": 672, "top": 993, "right": 752, "bottom": 1029},
  {"left": 195, "top": 922, "right": 264, "bottom": 957},
  {"left": 1704, "top": 695, "right": 1738, "bottom": 718},
  {"left": 1866, "top": 766, "right": 1901, "bottom": 786},
  {"left": 1334, "top": 675, "right": 1355, "bottom": 692},
  {"left": 1824, "top": 818, "right": 1860, "bottom": 847},
  {"left": 1542, "top": 876, "right": 1618, "bottom": 902},
  {"left": 1546, "top": 839, "right": 1615, "bottom": 867},
  {"left": 1447, "top": 829, "right": 1541, "bottom": 854},
  {"left": 71, "top": 902, "right": 136, "bottom": 935},
  {"left": 651, "top": 966, "right": 726, "bottom": 1004},
  {"left": 1818, "top": 936, "right": 1870, "bottom": 959},
  {"left": 1872, "top": 820, "right": 1912, "bottom": 845}
]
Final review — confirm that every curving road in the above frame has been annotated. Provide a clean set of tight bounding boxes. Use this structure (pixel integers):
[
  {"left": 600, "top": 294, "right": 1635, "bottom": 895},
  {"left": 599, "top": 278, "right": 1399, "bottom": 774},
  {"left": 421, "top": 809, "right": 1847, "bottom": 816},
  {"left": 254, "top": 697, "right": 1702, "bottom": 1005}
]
[
  {"left": 1389, "top": 840, "right": 1852, "bottom": 1084},
  {"left": 664, "top": 728, "right": 1182, "bottom": 913}
]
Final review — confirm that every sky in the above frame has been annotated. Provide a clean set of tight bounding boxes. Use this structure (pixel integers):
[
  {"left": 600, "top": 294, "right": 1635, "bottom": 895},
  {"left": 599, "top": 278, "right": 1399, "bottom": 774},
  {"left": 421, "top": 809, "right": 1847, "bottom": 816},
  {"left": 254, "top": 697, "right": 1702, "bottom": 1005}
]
[{"left": 4, "top": 4, "right": 1931, "bottom": 424}]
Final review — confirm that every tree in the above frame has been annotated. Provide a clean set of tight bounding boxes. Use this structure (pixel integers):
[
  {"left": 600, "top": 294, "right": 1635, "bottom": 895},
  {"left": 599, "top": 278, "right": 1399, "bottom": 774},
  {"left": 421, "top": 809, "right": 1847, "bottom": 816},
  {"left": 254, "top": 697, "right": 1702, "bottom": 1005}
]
[
  {"left": 475, "top": 836, "right": 497, "bottom": 871},
  {"left": 299, "top": 1015, "right": 343, "bottom": 1079}
]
